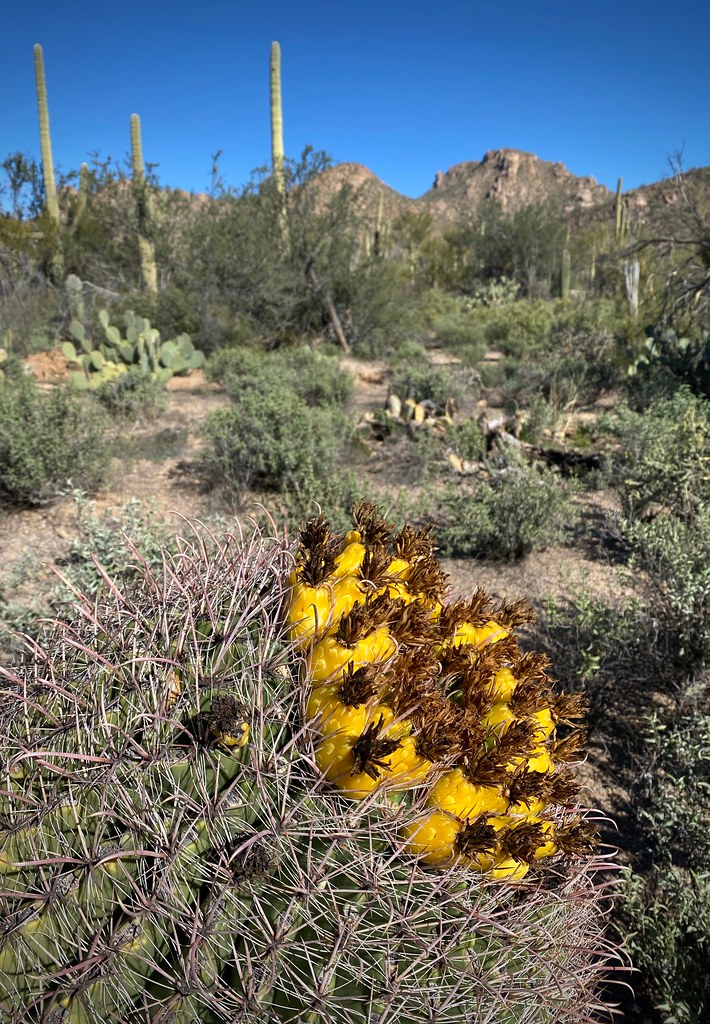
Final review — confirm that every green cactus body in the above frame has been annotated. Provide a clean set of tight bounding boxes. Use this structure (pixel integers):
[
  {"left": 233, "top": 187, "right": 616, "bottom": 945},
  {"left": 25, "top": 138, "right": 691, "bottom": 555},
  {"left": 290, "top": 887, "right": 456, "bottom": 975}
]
[
  {"left": 615, "top": 176, "right": 625, "bottom": 243},
  {"left": 130, "top": 113, "right": 158, "bottom": 294},
  {"left": 32, "top": 44, "right": 59, "bottom": 227},
  {"left": 63, "top": 310, "right": 204, "bottom": 388},
  {"left": 0, "top": 517, "right": 621, "bottom": 1022},
  {"left": 270, "top": 41, "right": 288, "bottom": 245},
  {"left": 561, "top": 246, "right": 571, "bottom": 299}
]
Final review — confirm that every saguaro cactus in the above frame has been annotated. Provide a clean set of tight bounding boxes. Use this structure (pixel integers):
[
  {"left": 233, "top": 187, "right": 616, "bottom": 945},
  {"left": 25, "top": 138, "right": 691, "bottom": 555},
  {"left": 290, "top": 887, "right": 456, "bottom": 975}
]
[
  {"left": 615, "top": 176, "right": 625, "bottom": 243},
  {"left": 561, "top": 246, "right": 571, "bottom": 299},
  {"left": 33, "top": 44, "right": 59, "bottom": 227},
  {"left": 130, "top": 113, "right": 158, "bottom": 293},
  {"left": 270, "top": 40, "right": 288, "bottom": 244}
]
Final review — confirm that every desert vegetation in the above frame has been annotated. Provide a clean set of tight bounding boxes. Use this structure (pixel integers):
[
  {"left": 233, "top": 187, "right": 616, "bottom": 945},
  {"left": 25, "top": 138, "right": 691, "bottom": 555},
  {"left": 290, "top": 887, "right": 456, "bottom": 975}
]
[{"left": 0, "top": 39, "right": 708, "bottom": 1024}]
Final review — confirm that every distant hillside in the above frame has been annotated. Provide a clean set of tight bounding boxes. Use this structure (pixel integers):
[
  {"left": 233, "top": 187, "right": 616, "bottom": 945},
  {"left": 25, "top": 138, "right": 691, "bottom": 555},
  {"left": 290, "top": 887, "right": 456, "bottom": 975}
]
[{"left": 307, "top": 149, "right": 709, "bottom": 238}]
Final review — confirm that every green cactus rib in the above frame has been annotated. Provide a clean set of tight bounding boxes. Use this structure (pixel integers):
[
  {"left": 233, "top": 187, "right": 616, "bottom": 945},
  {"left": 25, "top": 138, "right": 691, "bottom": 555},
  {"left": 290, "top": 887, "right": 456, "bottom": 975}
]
[
  {"left": 0, "top": 521, "right": 621, "bottom": 1023},
  {"left": 130, "top": 113, "right": 158, "bottom": 294}
]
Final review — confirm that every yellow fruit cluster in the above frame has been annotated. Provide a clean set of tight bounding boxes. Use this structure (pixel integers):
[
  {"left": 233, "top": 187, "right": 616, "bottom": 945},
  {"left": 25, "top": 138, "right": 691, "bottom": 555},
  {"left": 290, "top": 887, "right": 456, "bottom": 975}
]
[{"left": 287, "top": 503, "right": 597, "bottom": 882}]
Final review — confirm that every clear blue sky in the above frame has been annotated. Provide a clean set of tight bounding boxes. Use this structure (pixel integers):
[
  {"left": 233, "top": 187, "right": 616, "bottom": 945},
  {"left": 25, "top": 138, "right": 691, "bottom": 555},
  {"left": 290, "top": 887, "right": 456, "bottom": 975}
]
[{"left": 3, "top": 0, "right": 708, "bottom": 199}]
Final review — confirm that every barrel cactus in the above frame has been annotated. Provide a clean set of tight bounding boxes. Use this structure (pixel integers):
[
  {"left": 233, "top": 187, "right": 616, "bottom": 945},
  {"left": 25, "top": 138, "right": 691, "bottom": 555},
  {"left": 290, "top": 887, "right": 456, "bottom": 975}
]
[{"left": 0, "top": 507, "right": 621, "bottom": 1023}]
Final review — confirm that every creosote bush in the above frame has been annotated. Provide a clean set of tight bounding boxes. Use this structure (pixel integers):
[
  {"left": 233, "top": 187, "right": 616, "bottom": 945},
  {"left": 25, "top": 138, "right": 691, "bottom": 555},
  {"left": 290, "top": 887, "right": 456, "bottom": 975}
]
[
  {"left": 434, "top": 448, "right": 575, "bottom": 560},
  {"left": 0, "top": 376, "right": 110, "bottom": 506}
]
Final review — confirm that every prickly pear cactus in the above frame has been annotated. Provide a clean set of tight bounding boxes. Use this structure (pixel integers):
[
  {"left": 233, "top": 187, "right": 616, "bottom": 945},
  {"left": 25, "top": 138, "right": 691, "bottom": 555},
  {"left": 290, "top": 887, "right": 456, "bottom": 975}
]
[
  {"left": 62, "top": 309, "right": 205, "bottom": 390},
  {"left": 0, "top": 509, "right": 620, "bottom": 1023}
]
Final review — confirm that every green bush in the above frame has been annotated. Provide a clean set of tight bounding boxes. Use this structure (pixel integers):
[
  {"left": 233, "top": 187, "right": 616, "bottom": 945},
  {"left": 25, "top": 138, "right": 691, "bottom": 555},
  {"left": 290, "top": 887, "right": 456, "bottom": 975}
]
[
  {"left": 604, "top": 387, "right": 709, "bottom": 520},
  {"left": 447, "top": 417, "right": 487, "bottom": 462},
  {"left": 211, "top": 345, "right": 354, "bottom": 411},
  {"left": 95, "top": 367, "right": 168, "bottom": 420},
  {"left": 624, "top": 510, "right": 710, "bottom": 675},
  {"left": 618, "top": 701, "right": 710, "bottom": 1024},
  {"left": 620, "top": 867, "right": 710, "bottom": 1024},
  {"left": 202, "top": 384, "right": 350, "bottom": 500},
  {"left": 390, "top": 347, "right": 463, "bottom": 407},
  {"left": 535, "top": 591, "right": 654, "bottom": 716},
  {"left": 0, "top": 377, "right": 110, "bottom": 505},
  {"left": 434, "top": 448, "right": 575, "bottom": 560}
]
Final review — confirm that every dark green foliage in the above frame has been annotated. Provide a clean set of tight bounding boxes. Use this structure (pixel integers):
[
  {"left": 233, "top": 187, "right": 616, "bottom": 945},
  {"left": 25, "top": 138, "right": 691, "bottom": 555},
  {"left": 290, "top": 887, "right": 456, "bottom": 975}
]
[
  {"left": 215, "top": 345, "right": 355, "bottom": 411},
  {"left": 202, "top": 384, "right": 350, "bottom": 498},
  {"left": 447, "top": 417, "right": 487, "bottom": 462},
  {"left": 95, "top": 366, "right": 168, "bottom": 419},
  {"left": 459, "top": 200, "right": 570, "bottom": 298},
  {"left": 619, "top": 701, "right": 710, "bottom": 1024},
  {"left": 390, "top": 344, "right": 463, "bottom": 407},
  {"left": 434, "top": 448, "right": 575, "bottom": 560},
  {"left": 0, "top": 377, "right": 110, "bottom": 505},
  {"left": 625, "top": 512, "right": 710, "bottom": 675},
  {"left": 604, "top": 387, "right": 709, "bottom": 520}
]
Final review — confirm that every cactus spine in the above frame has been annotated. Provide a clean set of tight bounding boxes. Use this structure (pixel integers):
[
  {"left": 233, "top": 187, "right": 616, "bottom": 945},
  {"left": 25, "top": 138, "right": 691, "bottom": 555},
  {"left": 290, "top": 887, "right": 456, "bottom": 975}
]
[
  {"left": 130, "top": 113, "right": 158, "bottom": 293},
  {"left": 270, "top": 40, "right": 288, "bottom": 245},
  {"left": 32, "top": 44, "right": 59, "bottom": 227}
]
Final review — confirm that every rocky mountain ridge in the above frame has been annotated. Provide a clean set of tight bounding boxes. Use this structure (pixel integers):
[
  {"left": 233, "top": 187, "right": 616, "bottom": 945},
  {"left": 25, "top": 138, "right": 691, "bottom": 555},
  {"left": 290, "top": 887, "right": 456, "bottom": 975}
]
[{"left": 309, "top": 148, "right": 709, "bottom": 235}]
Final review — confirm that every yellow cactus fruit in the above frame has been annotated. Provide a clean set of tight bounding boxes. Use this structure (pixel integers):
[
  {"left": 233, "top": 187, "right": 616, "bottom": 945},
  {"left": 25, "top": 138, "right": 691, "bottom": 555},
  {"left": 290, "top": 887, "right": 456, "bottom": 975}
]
[
  {"left": 427, "top": 767, "right": 509, "bottom": 820},
  {"left": 286, "top": 580, "right": 334, "bottom": 647},
  {"left": 331, "top": 573, "right": 366, "bottom": 622},
  {"left": 387, "top": 556, "right": 411, "bottom": 580},
  {"left": 384, "top": 733, "right": 433, "bottom": 787},
  {"left": 206, "top": 695, "right": 250, "bottom": 751},
  {"left": 334, "top": 538, "right": 366, "bottom": 578},
  {"left": 531, "top": 819, "right": 558, "bottom": 860},
  {"left": 486, "top": 855, "right": 530, "bottom": 881},
  {"left": 531, "top": 706, "right": 556, "bottom": 743},
  {"left": 482, "top": 702, "right": 516, "bottom": 737},
  {"left": 488, "top": 666, "right": 518, "bottom": 703},
  {"left": 400, "top": 810, "right": 462, "bottom": 867},
  {"left": 528, "top": 747, "right": 554, "bottom": 774},
  {"left": 314, "top": 713, "right": 416, "bottom": 799},
  {"left": 305, "top": 683, "right": 373, "bottom": 737},
  {"left": 308, "top": 636, "right": 356, "bottom": 684},
  {"left": 309, "top": 627, "right": 397, "bottom": 685},
  {"left": 448, "top": 619, "right": 508, "bottom": 649}
]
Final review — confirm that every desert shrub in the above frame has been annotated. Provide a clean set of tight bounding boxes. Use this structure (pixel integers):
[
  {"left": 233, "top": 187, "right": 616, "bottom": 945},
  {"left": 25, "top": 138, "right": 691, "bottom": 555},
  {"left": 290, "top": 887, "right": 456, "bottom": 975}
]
[
  {"left": 212, "top": 345, "right": 354, "bottom": 412},
  {"left": 618, "top": 700, "right": 710, "bottom": 1024},
  {"left": 0, "top": 377, "right": 110, "bottom": 505},
  {"left": 0, "top": 493, "right": 176, "bottom": 655},
  {"left": 390, "top": 348, "right": 464, "bottom": 407},
  {"left": 95, "top": 367, "right": 168, "bottom": 420},
  {"left": 447, "top": 417, "right": 487, "bottom": 462},
  {"left": 520, "top": 393, "right": 560, "bottom": 444},
  {"left": 202, "top": 383, "right": 350, "bottom": 500},
  {"left": 205, "top": 345, "right": 265, "bottom": 384},
  {"left": 535, "top": 592, "right": 655, "bottom": 717},
  {"left": 480, "top": 299, "right": 560, "bottom": 353},
  {"left": 620, "top": 867, "right": 710, "bottom": 1024},
  {"left": 434, "top": 448, "right": 575, "bottom": 560},
  {"left": 604, "top": 387, "right": 709, "bottom": 520},
  {"left": 624, "top": 510, "right": 710, "bottom": 675}
]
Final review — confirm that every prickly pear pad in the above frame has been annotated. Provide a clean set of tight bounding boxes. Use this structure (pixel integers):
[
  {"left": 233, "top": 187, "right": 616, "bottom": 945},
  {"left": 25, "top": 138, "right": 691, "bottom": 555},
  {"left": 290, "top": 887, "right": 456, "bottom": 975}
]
[
  {"left": 289, "top": 502, "right": 597, "bottom": 882},
  {"left": 0, "top": 516, "right": 621, "bottom": 1023}
]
